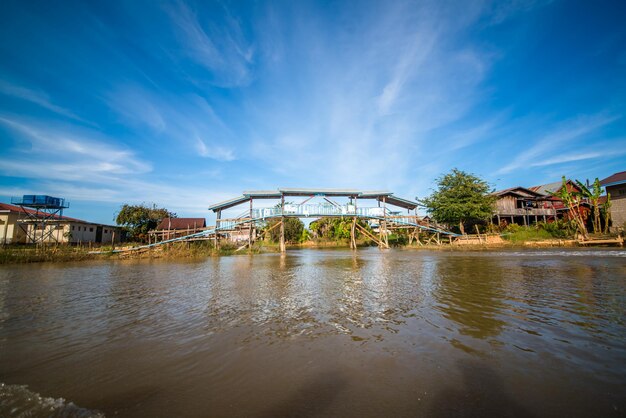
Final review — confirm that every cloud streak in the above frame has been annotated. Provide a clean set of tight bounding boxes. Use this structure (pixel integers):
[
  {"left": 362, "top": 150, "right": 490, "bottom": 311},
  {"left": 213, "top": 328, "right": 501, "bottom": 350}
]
[
  {"left": 0, "top": 80, "right": 84, "bottom": 122},
  {"left": 0, "top": 116, "right": 151, "bottom": 180},
  {"left": 106, "top": 85, "right": 236, "bottom": 161},
  {"left": 163, "top": 0, "right": 255, "bottom": 87},
  {"left": 495, "top": 114, "right": 620, "bottom": 174}
]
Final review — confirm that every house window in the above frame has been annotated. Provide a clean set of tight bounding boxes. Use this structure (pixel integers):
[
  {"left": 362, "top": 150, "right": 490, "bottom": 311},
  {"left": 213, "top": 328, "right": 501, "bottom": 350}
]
[
  {"left": 104, "top": 229, "right": 108, "bottom": 233},
  {"left": 89, "top": 227, "right": 93, "bottom": 232},
  {"left": 72, "top": 226, "right": 75, "bottom": 230}
]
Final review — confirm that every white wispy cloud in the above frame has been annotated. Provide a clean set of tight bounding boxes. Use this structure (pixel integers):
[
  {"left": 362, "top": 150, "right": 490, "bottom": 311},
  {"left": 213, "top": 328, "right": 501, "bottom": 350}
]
[
  {"left": 246, "top": 0, "right": 491, "bottom": 198},
  {"left": 0, "top": 79, "right": 84, "bottom": 122},
  {"left": 106, "top": 86, "right": 236, "bottom": 161},
  {"left": 163, "top": 0, "right": 254, "bottom": 87},
  {"left": 195, "top": 136, "right": 235, "bottom": 161},
  {"left": 527, "top": 142, "right": 626, "bottom": 168},
  {"left": 496, "top": 114, "right": 620, "bottom": 174},
  {"left": 0, "top": 116, "right": 151, "bottom": 180},
  {"left": 486, "top": 0, "right": 555, "bottom": 26},
  {"left": 0, "top": 115, "right": 237, "bottom": 219}
]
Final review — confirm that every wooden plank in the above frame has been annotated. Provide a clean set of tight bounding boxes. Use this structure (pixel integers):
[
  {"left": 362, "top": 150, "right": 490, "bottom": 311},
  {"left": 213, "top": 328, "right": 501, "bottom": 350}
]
[{"left": 355, "top": 222, "right": 385, "bottom": 247}]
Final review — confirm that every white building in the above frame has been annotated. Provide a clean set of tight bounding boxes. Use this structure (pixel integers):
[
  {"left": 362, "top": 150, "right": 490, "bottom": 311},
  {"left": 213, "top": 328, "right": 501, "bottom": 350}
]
[{"left": 0, "top": 202, "right": 121, "bottom": 245}]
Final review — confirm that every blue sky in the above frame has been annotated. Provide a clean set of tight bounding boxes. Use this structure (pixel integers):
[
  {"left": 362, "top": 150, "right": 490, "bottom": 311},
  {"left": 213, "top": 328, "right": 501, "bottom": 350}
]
[{"left": 0, "top": 0, "right": 625, "bottom": 224}]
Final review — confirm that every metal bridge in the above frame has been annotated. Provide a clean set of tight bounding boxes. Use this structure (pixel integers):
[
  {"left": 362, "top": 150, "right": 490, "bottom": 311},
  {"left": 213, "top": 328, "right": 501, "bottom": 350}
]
[{"left": 99, "top": 188, "right": 458, "bottom": 254}]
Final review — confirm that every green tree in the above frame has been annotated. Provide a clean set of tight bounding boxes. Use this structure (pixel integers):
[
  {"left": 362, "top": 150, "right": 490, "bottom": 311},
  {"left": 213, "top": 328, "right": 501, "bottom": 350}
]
[
  {"left": 116, "top": 203, "right": 176, "bottom": 242},
  {"left": 265, "top": 217, "right": 304, "bottom": 243},
  {"left": 309, "top": 218, "right": 372, "bottom": 241},
  {"left": 419, "top": 168, "right": 495, "bottom": 234}
]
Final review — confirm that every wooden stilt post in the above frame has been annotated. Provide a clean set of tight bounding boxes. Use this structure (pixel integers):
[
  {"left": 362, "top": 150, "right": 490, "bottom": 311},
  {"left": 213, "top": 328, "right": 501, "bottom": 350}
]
[
  {"left": 351, "top": 195, "right": 358, "bottom": 250},
  {"left": 382, "top": 196, "right": 389, "bottom": 248},
  {"left": 216, "top": 209, "right": 222, "bottom": 250},
  {"left": 280, "top": 194, "right": 286, "bottom": 253},
  {"left": 249, "top": 198, "right": 253, "bottom": 250}
]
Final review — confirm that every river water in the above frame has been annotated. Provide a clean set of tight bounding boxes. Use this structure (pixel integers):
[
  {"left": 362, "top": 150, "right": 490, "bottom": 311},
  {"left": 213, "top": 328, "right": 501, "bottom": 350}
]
[{"left": 0, "top": 248, "right": 625, "bottom": 417}]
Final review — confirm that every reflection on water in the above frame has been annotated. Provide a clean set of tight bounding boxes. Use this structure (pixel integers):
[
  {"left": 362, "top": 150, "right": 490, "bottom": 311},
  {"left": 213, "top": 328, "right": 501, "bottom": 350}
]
[
  {"left": 0, "top": 248, "right": 625, "bottom": 417},
  {"left": 433, "top": 256, "right": 507, "bottom": 339}
]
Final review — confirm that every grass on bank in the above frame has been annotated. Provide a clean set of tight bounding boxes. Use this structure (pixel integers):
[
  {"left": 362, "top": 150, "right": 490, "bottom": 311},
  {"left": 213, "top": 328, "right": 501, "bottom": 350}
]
[
  {"left": 501, "top": 221, "right": 573, "bottom": 243},
  {"left": 0, "top": 245, "right": 102, "bottom": 264},
  {"left": 0, "top": 240, "right": 257, "bottom": 264}
]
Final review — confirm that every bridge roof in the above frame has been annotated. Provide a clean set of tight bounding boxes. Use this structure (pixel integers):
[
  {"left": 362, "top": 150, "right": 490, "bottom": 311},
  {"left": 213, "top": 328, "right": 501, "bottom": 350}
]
[
  {"left": 243, "top": 190, "right": 282, "bottom": 198},
  {"left": 384, "top": 195, "right": 418, "bottom": 210},
  {"left": 208, "top": 188, "right": 418, "bottom": 212},
  {"left": 208, "top": 195, "right": 250, "bottom": 211}
]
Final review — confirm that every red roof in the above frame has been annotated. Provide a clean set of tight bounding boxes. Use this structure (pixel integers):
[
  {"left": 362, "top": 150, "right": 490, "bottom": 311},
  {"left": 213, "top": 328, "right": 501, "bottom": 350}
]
[
  {"left": 0, "top": 202, "right": 82, "bottom": 222},
  {"left": 600, "top": 171, "right": 626, "bottom": 186},
  {"left": 156, "top": 217, "right": 206, "bottom": 230}
]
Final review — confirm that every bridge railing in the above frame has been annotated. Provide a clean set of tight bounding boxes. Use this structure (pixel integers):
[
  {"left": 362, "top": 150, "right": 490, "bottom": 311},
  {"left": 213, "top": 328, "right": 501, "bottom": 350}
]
[{"left": 251, "top": 204, "right": 392, "bottom": 219}]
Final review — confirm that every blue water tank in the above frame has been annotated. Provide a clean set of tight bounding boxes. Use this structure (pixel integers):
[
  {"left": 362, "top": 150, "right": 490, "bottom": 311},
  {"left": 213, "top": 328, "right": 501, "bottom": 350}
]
[{"left": 22, "top": 195, "right": 36, "bottom": 204}]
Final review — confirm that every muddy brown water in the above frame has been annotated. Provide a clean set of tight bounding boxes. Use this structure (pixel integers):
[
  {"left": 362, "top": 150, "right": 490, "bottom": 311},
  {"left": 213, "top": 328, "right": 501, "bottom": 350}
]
[{"left": 1, "top": 248, "right": 625, "bottom": 417}]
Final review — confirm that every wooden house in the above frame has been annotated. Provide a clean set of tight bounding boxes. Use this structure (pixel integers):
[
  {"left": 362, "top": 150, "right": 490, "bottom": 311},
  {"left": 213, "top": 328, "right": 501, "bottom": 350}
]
[
  {"left": 600, "top": 170, "right": 626, "bottom": 231},
  {"left": 492, "top": 187, "right": 557, "bottom": 226},
  {"left": 529, "top": 180, "right": 591, "bottom": 224},
  {"left": 151, "top": 217, "right": 207, "bottom": 241}
]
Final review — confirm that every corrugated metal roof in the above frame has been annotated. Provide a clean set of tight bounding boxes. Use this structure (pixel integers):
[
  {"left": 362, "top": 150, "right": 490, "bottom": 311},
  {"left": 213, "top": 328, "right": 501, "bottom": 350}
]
[
  {"left": 208, "top": 195, "right": 250, "bottom": 212},
  {"left": 278, "top": 188, "right": 362, "bottom": 196},
  {"left": 359, "top": 190, "right": 393, "bottom": 198},
  {"left": 600, "top": 170, "right": 626, "bottom": 187},
  {"left": 492, "top": 187, "right": 545, "bottom": 198},
  {"left": 156, "top": 217, "right": 206, "bottom": 230},
  {"left": 208, "top": 189, "right": 419, "bottom": 211},
  {"left": 528, "top": 181, "right": 563, "bottom": 195},
  {"left": 382, "top": 195, "right": 418, "bottom": 210},
  {"left": 242, "top": 190, "right": 282, "bottom": 198}
]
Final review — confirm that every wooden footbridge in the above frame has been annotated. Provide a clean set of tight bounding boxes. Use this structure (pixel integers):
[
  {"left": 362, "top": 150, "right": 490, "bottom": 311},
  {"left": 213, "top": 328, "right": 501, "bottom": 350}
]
[{"left": 100, "top": 188, "right": 458, "bottom": 253}]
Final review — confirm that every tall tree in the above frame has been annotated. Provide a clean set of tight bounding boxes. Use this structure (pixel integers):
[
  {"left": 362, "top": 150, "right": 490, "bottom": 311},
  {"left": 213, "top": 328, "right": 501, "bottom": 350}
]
[
  {"left": 116, "top": 203, "right": 176, "bottom": 242},
  {"left": 575, "top": 178, "right": 603, "bottom": 234},
  {"left": 419, "top": 169, "right": 495, "bottom": 234}
]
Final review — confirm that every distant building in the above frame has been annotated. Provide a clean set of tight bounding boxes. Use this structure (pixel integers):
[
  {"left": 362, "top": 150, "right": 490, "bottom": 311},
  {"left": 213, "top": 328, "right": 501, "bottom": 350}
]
[
  {"left": 492, "top": 187, "right": 558, "bottom": 226},
  {"left": 155, "top": 217, "right": 206, "bottom": 231},
  {"left": 152, "top": 217, "right": 207, "bottom": 241},
  {"left": 600, "top": 171, "right": 626, "bottom": 231},
  {"left": 528, "top": 180, "right": 592, "bottom": 225},
  {"left": 527, "top": 180, "right": 579, "bottom": 196},
  {"left": 492, "top": 181, "right": 592, "bottom": 227},
  {"left": 0, "top": 202, "right": 121, "bottom": 245}
]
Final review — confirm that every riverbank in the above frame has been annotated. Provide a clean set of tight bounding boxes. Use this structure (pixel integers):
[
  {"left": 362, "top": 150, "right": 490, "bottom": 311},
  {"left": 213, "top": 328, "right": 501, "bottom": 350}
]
[
  {"left": 1, "top": 235, "right": 623, "bottom": 264},
  {"left": 0, "top": 242, "right": 255, "bottom": 264}
]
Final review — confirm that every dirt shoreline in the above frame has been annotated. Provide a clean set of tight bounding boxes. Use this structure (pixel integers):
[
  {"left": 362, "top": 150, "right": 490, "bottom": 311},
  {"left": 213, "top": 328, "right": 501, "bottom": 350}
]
[{"left": 1, "top": 237, "right": 623, "bottom": 265}]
